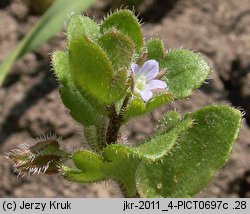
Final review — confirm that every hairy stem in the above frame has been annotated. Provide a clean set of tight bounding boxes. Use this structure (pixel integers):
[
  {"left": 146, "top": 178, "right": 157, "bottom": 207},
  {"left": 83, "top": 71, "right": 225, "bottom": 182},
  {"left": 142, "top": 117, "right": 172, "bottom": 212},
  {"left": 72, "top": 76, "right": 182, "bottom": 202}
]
[
  {"left": 97, "top": 116, "right": 109, "bottom": 150},
  {"left": 106, "top": 105, "right": 122, "bottom": 144},
  {"left": 117, "top": 181, "right": 140, "bottom": 198},
  {"left": 106, "top": 96, "right": 129, "bottom": 144},
  {"left": 84, "top": 126, "right": 100, "bottom": 151}
]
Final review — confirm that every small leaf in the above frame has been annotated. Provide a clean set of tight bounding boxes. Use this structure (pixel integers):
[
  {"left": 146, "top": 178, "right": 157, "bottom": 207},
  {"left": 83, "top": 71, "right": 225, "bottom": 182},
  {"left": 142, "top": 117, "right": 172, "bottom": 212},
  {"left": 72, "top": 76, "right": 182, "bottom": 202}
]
[
  {"left": 124, "top": 93, "right": 173, "bottom": 121},
  {"left": 163, "top": 49, "right": 211, "bottom": 99},
  {"left": 60, "top": 87, "right": 102, "bottom": 126},
  {"left": 136, "top": 105, "right": 242, "bottom": 197},
  {"left": 30, "top": 139, "right": 67, "bottom": 157},
  {"left": 52, "top": 51, "right": 102, "bottom": 126},
  {"left": 51, "top": 51, "right": 69, "bottom": 85},
  {"left": 145, "top": 93, "right": 173, "bottom": 113},
  {"left": 101, "top": 9, "right": 143, "bottom": 52},
  {"left": 64, "top": 149, "right": 141, "bottom": 196},
  {"left": 124, "top": 98, "right": 145, "bottom": 120},
  {"left": 157, "top": 110, "right": 182, "bottom": 134},
  {"left": 64, "top": 150, "right": 105, "bottom": 182},
  {"left": 136, "top": 116, "right": 193, "bottom": 161},
  {"left": 98, "top": 30, "right": 135, "bottom": 70},
  {"left": 102, "top": 146, "right": 142, "bottom": 197},
  {"left": 147, "top": 39, "right": 165, "bottom": 67},
  {"left": 103, "top": 115, "right": 192, "bottom": 163},
  {"left": 66, "top": 14, "right": 100, "bottom": 46},
  {"left": 69, "top": 36, "right": 126, "bottom": 103}
]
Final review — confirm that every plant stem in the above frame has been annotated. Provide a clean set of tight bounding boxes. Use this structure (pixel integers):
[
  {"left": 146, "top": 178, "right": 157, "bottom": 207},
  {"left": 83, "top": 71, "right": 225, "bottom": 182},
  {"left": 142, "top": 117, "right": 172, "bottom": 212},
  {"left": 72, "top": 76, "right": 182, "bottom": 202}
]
[
  {"left": 106, "top": 105, "right": 122, "bottom": 144},
  {"left": 117, "top": 181, "right": 140, "bottom": 198},
  {"left": 106, "top": 96, "right": 129, "bottom": 144}
]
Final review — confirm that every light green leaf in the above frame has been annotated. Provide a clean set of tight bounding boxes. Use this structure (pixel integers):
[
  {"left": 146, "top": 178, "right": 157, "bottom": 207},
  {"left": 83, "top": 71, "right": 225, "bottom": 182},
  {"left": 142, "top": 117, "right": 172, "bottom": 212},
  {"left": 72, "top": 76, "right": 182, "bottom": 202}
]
[
  {"left": 63, "top": 150, "right": 105, "bottom": 182},
  {"left": 51, "top": 51, "right": 69, "bottom": 85},
  {"left": 145, "top": 93, "right": 173, "bottom": 113},
  {"left": 147, "top": 39, "right": 165, "bottom": 67},
  {"left": 64, "top": 115, "right": 193, "bottom": 197},
  {"left": 157, "top": 110, "right": 182, "bottom": 134},
  {"left": 163, "top": 49, "right": 211, "bottom": 99},
  {"left": 0, "top": 0, "right": 95, "bottom": 86},
  {"left": 124, "top": 98, "right": 145, "bottom": 120},
  {"left": 124, "top": 93, "right": 173, "bottom": 121},
  {"left": 98, "top": 31, "right": 135, "bottom": 70},
  {"left": 136, "top": 105, "right": 242, "bottom": 197},
  {"left": 101, "top": 9, "right": 143, "bottom": 52},
  {"left": 52, "top": 51, "right": 102, "bottom": 126},
  {"left": 69, "top": 36, "right": 126, "bottom": 103},
  {"left": 66, "top": 14, "right": 101, "bottom": 46}
]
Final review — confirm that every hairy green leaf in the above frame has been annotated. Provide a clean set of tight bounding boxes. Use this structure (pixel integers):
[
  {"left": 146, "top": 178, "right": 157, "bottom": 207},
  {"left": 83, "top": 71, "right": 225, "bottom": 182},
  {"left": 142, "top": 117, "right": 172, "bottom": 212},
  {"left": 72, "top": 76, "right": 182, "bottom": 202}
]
[
  {"left": 69, "top": 36, "right": 126, "bottom": 103},
  {"left": 64, "top": 115, "right": 193, "bottom": 197},
  {"left": 136, "top": 105, "right": 242, "bottom": 197},
  {"left": 101, "top": 9, "right": 143, "bottom": 52},
  {"left": 124, "top": 93, "right": 173, "bottom": 121},
  {"left": 98, "top": 31, "right": 135, "bottom": 70},
  {"left": 63, "top": 151, "right": 105, "bottom": 182},
  {"left": 51, "top": 51, "right": 69, "bottom": 85},
  {"left": 66, "top": 14, "right": 100, "bottom": 46},
  {"left": 52, "top": 51, "right": 101, "bottom": 126},
  {"left": 147, "top": 39, "right": 165, "bottom": 67},
  {"left": 163, "top": 49, "right": 211, "bottom": 99},
  {"left": 157, "top": 110, "right": 182, "bottom": 134}
]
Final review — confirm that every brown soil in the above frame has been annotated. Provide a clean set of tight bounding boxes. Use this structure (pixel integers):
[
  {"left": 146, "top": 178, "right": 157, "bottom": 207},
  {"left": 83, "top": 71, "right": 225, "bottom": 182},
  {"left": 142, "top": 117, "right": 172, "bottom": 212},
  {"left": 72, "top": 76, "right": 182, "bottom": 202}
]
[{"left": 0, "top": 0, "right": 250, "bottom": 197}]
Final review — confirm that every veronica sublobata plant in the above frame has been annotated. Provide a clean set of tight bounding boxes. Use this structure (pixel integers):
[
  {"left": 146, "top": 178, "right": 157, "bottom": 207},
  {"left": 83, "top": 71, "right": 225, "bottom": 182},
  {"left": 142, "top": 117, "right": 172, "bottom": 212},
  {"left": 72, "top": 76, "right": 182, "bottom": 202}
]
[{"left": 7, "top": 9, "right": 242, "bottom": 198}]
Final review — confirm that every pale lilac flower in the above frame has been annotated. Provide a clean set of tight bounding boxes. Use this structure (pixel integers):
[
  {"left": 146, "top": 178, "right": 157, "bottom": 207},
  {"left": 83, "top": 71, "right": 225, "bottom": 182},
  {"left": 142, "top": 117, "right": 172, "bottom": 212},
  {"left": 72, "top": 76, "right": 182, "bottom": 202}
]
[{"left": 131, "top": 60, "right": 168, "bottom": 102}]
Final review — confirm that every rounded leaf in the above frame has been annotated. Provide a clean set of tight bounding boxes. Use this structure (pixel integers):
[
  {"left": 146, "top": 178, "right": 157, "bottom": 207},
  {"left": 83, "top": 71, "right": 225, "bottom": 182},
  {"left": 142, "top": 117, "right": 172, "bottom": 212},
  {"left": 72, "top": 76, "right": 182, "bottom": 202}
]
[
  {"left": 101, "top": 9, "right": 143, "bottom": 52},
  {"left": 98, "top": 30, "right": 135, "bottom": 70},
  {"left": 69, "top": 36, "right": 125, "bottom": 103},
  {"left": 163, "top": 49, "right": 211, "bottom": 99},
  {"left": 136, "top": 105, "right": 242, "bottom": 197}
]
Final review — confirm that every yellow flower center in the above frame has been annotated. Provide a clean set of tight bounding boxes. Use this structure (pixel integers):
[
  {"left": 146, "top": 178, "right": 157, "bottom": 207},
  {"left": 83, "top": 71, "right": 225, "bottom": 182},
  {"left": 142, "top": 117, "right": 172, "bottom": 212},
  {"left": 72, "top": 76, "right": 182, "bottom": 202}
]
[{"left": 135, "top": 75, "right": 147, "bottom": 91}]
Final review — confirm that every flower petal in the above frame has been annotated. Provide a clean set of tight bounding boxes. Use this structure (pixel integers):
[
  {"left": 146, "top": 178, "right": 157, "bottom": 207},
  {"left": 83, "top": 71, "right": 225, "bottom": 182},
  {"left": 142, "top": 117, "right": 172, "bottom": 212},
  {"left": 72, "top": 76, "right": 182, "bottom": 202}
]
[
  {"left": 131, "top": 63, "right": 141, "bottom": 75},
  {"left": 141, "top": 60, "right": 159, "bottom": 81},
  {"left": 146, "top": 79, "right": 168, "bottom": 91},
  {"left": 137, "top": 88, "right": 153, "bottom": 102}
]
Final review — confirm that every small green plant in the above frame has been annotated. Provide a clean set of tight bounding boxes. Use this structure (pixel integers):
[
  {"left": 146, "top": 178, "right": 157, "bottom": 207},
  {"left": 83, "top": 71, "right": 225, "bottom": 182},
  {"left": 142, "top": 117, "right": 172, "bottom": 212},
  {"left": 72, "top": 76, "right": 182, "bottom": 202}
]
[{"left": 7, "top": 9, "right": 242, "bottom": 198}]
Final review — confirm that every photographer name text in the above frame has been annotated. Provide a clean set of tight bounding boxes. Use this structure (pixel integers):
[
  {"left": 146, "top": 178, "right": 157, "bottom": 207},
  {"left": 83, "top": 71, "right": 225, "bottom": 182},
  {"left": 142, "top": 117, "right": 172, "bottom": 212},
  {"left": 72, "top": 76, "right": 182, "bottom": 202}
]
[{"left": 1, "top": 200, "right": 71, "bottom": 212}]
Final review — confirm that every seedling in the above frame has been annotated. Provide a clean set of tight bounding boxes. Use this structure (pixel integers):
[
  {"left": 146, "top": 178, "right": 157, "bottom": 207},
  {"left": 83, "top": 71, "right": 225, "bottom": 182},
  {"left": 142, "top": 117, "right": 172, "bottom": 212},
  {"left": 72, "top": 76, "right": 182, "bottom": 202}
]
[{"left": 7, "top": 9, "right": 242, "bottom": 198}]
